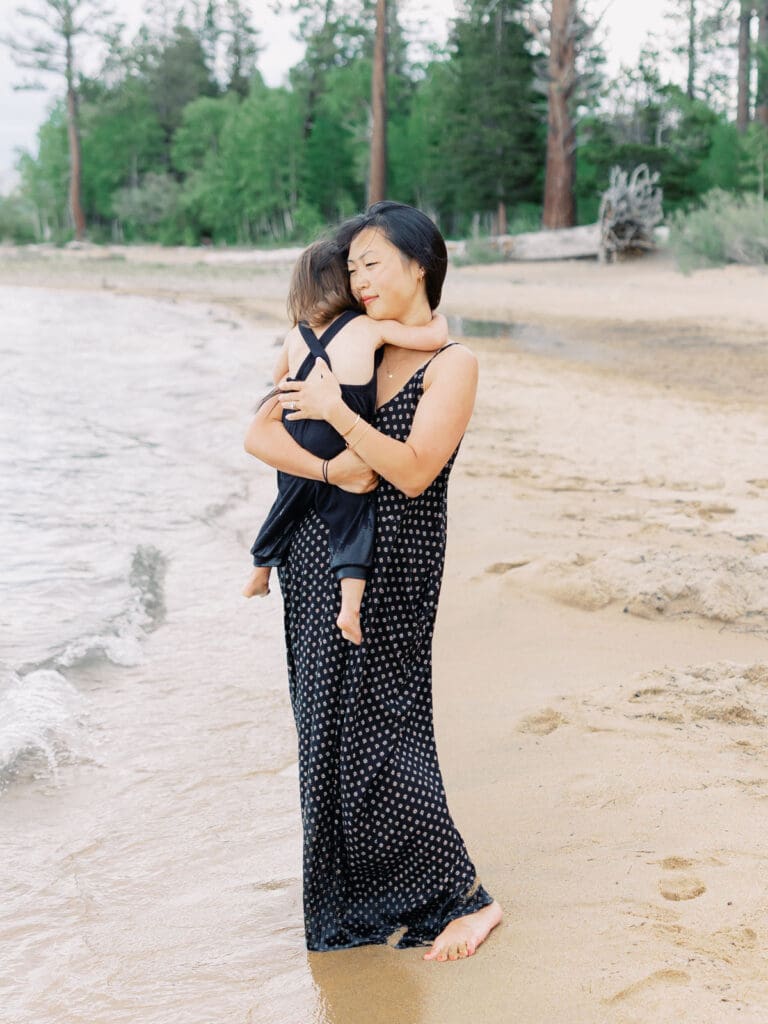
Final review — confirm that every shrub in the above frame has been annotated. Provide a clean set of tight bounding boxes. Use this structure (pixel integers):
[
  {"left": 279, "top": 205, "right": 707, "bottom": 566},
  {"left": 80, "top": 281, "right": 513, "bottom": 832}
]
[
  {"left": 0, "top": 193, "right": 38, "bottom": 243},
  {"left": 668, "top": 189, "right": 768, "bottom": 270}
]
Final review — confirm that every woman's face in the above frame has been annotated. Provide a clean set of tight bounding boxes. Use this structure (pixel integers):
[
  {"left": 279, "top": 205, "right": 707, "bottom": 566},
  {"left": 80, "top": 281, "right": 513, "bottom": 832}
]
[{"left": 346, "top": 227, "right": 426, "bottom": 323}]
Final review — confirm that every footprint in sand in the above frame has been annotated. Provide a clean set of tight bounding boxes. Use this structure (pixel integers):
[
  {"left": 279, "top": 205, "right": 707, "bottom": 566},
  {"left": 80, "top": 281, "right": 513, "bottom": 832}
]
[
  {"left": 659, "top": 877, "right": 707, "bottom": 901},
  {"left": 606, "top": 968, "right": 690, "bottom": 1005},
  {"left": 517, "top": 708, "right": 567, "bottom": 735},
  {"left": 484, "top": 560, "right": 530, "bottom": 574},
  {"left": 657, "top": 857, "right": 707, "bottom": 901}
]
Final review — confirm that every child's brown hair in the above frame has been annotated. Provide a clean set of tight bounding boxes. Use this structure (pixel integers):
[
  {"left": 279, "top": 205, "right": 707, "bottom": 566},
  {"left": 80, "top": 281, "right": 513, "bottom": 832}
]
[{"left": 286, "top": 238, "right": 354, "bottom": 327}]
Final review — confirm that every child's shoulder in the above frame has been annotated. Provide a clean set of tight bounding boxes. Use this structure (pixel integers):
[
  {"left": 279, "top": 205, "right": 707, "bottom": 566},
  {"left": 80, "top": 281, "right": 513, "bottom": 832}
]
[{"left": 337, "top": 310, "right": 377, "bottom": 339}]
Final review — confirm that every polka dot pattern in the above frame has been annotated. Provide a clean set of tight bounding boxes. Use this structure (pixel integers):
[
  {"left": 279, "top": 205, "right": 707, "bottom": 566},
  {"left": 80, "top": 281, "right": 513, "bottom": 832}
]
[{"left": 277, "top": 353, "right": 493, "bottom": 951}]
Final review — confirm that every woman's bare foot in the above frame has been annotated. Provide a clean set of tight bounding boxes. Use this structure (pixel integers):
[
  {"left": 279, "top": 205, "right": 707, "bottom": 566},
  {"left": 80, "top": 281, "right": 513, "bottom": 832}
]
[
  {"left": 337, "top": 609, "right": 362, "bottom": 645},
  {"left": 423, "top": 900, "right": 503, "bottom": 963},
  {"left": 242, "top": 566, "right": 271, "bottom": 598}
]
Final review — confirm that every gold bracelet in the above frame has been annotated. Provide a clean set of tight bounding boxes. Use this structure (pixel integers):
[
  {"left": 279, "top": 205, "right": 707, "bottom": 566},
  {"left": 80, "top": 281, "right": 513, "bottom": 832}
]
[
  {"left": 347, "top": 422, "right": 371, "bottom": 450},
  {"left": 344, "top": 421, "right": 367, "bottom": 449},
  {"left": 340, "top": 412, "right": 361, "bottom": 438}
]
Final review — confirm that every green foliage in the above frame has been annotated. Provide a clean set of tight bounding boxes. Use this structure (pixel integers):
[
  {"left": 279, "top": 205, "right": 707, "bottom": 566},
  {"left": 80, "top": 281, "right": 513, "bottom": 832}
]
[
  {"left": 17, "top": 102, "right": 71, "bottom": 241},
  {"left": 113, "top": 171, "right": 183, "bottom": 242},
  {"left": 5, "top": 0, "right": 763, "bottom": 248},
  {"left": 147, "top": 22, "right": 219, "bottom": 139},
  {"left": 443, "top": 0, "right": 544, "bottom": 224},
  {"left": 578, "top": 83, "right": 745, "bottom": 217},
  {"left": 80, "top": 79, "right": 166, "bottom": 222},
  {"left": 171, "top": 93, "right": 239, "bottom": 174},
  {"left": 668, "top": 189, "right": 768, "bottom": 269},
  {"left": 740, "top": 124, "right": 768, "bottom": 202},
  {"left": 0, "top": 193, "right": 38, "bottom": 242}
]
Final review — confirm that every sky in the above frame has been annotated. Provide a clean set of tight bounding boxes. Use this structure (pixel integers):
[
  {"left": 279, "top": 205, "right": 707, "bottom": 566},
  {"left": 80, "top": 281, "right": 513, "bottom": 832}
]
[{"left": 0, "top": 0, "right": 672, "bottom": 192}]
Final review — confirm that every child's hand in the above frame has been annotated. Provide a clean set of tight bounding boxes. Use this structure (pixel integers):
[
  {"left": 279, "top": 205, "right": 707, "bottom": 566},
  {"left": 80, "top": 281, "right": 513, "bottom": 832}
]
[{"left": 430, "top": 312, "right": 448, "bottom": 344}]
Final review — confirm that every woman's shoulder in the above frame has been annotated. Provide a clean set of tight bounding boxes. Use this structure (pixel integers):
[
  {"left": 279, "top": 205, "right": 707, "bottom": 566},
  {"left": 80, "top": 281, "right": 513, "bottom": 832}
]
[
  {"left": 422, "top": 341, "right": 478, "bottom": 397},
  {"left": 426, "top": 341, "right": 477, "bottom": 375}
]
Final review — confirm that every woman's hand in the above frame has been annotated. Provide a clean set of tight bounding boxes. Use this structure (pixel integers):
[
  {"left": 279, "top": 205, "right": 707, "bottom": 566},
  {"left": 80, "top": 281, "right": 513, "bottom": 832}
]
[
  {"left": 279, "top": 359, "right": 342, "bottom": 422},
  {"left": 328, "top": 448, "right": 378, "bottom": 494}
]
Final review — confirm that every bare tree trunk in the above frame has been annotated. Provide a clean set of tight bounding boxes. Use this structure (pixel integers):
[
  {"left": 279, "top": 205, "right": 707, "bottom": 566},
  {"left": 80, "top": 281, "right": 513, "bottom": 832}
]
[
  {"left": 737, "top": 1, "right": 753, "bottom": 133},
  {"left": 493, "top": 3, "right": 506, "bottom": 236},
  {"left": 64, "top": 32, "right": 86, "bottom": 240},
  {"left": 495, "top": 201, "right": 508, "bottom": 235},
  {"left": 369, "top": 0, "right": 387, "bottom": 204},
  {"left": 686, "top": 0, "right": 697, "bottom": 99},
  {"left": 758, "top": 1, "right": 768, "bottom": 127},
  {"left": 542, "top": 0, "right": 576, "bottom": 229}
]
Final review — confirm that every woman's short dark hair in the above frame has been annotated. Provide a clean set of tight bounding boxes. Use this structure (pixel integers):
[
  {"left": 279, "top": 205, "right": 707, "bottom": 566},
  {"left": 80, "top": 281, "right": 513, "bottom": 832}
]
[{"left": 335, "top": 201, "right": 448, "bottom": 310}]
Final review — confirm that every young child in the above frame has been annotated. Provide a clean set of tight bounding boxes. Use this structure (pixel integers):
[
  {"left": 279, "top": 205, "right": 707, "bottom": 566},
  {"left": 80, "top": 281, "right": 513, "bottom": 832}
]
[{"left": 243, "top": 237, "right": 447, "bottom": 645}]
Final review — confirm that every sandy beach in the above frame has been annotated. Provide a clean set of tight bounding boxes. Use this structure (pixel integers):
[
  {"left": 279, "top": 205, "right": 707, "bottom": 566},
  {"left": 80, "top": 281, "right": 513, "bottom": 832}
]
[{"left": 2, "top": 243, "right": 767, "bottom": 1023}]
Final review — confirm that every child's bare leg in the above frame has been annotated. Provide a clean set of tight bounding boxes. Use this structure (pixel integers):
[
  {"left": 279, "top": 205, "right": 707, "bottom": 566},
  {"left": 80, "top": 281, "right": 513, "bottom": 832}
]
[
  {"left": 337, "top": 577, "right": 365, "bottom": 645},
  {"left": 242, "top": 565, "right": 271, "bottom": 598}
]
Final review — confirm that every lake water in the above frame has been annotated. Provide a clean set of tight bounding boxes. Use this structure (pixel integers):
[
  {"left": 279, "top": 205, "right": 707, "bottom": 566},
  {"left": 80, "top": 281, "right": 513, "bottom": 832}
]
[{"left": 0, "top": 285, "right": 320, "bottom": 1023}]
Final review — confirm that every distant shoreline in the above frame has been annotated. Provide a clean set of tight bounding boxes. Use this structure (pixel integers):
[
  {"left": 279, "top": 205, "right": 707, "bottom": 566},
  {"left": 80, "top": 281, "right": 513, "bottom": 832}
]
[{"left": 2, "top": 244, "right": 766, "bottom": 409}]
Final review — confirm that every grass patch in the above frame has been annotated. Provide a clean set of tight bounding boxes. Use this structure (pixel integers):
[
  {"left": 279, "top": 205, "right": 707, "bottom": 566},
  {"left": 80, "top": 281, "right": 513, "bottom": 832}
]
[{"left": 669, "top": 189, "right": 768, "bottom": 271}]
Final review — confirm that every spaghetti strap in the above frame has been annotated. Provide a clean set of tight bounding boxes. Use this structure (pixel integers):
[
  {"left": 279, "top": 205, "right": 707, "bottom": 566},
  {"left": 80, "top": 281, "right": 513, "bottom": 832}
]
[
  {"left": 422, "top": 341, "right": 459, "bottom": 370},
  {"left": 298, "top": 309, "right": 363, "bottom": 370},
  {"left": 318, "top": 309, "right": 362, "bottom": 347}
]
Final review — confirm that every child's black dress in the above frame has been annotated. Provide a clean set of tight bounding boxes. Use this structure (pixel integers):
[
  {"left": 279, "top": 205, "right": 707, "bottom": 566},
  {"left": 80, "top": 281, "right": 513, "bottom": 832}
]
[{"left": 250, "top": 309, "right": 377, "bottom": 581}]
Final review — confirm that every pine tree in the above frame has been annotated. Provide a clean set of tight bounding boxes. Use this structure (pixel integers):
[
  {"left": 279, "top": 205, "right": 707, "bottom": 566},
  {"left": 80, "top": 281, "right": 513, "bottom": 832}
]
[
  {"left": 2, "top": 0, "right": 117, "bottom": 239},
  {"left": 222, "top": 0, "right": 261, "bottom": 97},
  {"left": 446, "top": 0, "right": 543, "bottom": 233}
]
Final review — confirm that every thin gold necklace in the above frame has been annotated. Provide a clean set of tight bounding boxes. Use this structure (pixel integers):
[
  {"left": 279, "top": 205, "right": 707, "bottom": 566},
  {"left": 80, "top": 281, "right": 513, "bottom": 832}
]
[{"left": 383, "top": 349, "right": 409, "bottom": 380}]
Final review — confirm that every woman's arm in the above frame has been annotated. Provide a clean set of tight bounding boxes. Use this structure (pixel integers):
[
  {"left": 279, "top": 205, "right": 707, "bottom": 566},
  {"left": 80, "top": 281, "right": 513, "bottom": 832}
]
[
  {"left": 244, "top": 392, "right": 378, "bottom": 494},
  {"left": 280, "top": 346, "right": 478, "bottom": 499}
]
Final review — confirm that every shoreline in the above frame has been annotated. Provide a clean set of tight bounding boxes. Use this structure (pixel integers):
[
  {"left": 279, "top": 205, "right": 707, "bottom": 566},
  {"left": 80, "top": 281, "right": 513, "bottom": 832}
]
[
  {"left": 4, "top": 255, "right": 768, "bottom": 1022},
  {"left": 3, "top": 246, "right": 768, "bottom": 410}
]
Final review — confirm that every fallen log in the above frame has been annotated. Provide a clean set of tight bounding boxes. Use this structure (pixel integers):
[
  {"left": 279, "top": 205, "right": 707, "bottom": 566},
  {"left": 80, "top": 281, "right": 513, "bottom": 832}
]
[{"left": 449, "top": 224, "right": 601, "bottom": 262}]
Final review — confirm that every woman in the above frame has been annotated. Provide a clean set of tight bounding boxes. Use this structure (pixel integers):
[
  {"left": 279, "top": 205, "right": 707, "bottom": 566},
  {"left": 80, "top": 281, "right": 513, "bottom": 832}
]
[{"left": 244, "top": 201, "right": 502, "bottom": 962}]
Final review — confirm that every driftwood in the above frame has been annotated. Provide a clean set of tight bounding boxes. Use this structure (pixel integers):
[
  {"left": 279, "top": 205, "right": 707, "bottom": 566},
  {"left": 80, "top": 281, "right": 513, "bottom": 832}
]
[
  {"left": 449, "top": 224, "right": 601, "bottom": 262},
  {"left": 598, "top": 164, "right": 664, "bottom": 263}
]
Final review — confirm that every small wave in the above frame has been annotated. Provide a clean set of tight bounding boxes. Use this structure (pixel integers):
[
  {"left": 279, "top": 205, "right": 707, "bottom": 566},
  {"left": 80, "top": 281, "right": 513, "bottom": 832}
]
[
  {"left": 0, "top": 668, "right": 99, "bottom": 791},
  {"left": 55, "top": 544, "right": 167, "bottom": 670}
]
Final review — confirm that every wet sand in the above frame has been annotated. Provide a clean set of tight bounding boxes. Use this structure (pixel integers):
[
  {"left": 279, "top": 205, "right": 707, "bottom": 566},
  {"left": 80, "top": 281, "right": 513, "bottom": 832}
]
[{"left": 2, "top": 245, "right": 768, "bottom": 1022}]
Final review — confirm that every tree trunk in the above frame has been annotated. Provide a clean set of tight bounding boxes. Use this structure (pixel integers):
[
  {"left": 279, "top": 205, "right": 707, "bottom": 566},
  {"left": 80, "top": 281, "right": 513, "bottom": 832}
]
[
  {"left": 64, "top": 32, "right": 86, "bottom": 240},
  {"left": 737, "top": 1, "right": 753, "bottom": 133},
  {"left": 758, "top": 1, "right": 768, "bottom": 127},
  {"left": 369, "top": 0, "right": 387, "bottom": 204},
  {"left": 495, "top": 201, "right": 508, "bottom": 236},
  {"left": 542, "top": 0, "right": 576, "bottom": 229},
  {"left": 686, "top": 0, "right": 697, "bottom": 99}
]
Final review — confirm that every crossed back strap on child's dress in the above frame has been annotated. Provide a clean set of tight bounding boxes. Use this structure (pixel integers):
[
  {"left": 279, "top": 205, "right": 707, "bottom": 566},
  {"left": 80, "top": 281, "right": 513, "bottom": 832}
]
[{"left": 297, "top": 309, "right": 362, "bottom": 373}]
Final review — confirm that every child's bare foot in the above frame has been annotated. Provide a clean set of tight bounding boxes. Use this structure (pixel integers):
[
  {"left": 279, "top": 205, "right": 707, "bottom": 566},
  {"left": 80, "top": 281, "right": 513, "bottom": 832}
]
[
  {"left": 242, "top": 566, "right": 271, "bottom": 598},
  {"left": 337, "top": 609, "right": 362, "bottom": 645},
  {"left": 422, "top": 901, "right": 502, "bottom": 963}
]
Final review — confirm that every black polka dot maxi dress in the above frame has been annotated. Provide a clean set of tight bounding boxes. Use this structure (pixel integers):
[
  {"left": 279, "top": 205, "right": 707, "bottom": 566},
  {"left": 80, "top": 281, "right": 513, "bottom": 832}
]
[{"left": 277, "top": 348, "right": 494, "bottom": 951}]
